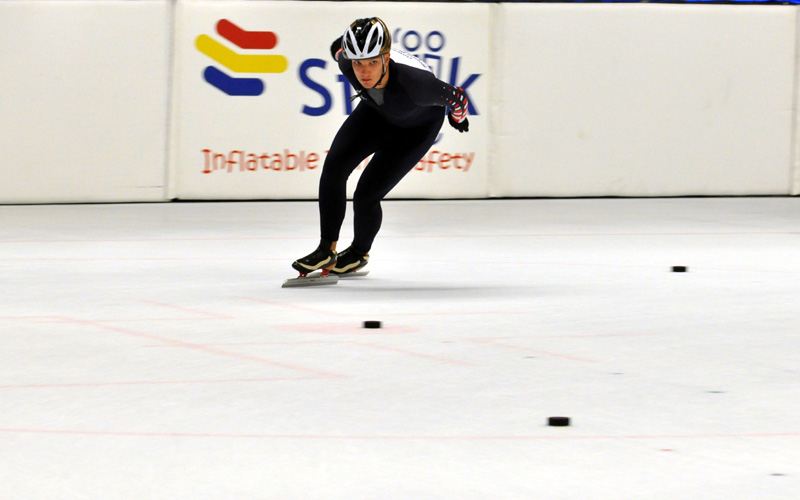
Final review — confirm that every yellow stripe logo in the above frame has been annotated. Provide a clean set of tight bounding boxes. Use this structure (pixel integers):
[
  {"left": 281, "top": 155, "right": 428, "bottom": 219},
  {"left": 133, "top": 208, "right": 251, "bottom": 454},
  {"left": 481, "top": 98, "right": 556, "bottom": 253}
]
[{"left": 196, "top": 34, "right": 288, "bottom": 74}]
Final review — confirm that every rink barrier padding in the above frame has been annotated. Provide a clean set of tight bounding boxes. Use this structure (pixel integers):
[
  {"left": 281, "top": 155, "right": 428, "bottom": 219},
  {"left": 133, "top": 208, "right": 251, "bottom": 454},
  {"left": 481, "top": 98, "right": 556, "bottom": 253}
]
[{"left": 1, "top": 0, "right": 798, "bottom": 204}]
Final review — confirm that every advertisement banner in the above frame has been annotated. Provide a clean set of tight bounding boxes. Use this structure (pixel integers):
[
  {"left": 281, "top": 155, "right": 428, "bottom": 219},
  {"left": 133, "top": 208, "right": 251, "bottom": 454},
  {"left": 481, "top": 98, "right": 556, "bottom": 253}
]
[{"left": 171, "top": 1, "right": 490, "bottom": 200}]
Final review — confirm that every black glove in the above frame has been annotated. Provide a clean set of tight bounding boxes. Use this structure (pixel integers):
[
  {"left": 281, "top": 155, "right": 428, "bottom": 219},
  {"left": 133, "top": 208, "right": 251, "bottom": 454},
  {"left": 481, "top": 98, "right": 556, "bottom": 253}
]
[
  {"left": 330, "top": 37, "right": 343, "bottom": 61},
  {"left": 448, "top": 114, "right": 469, "bottom": 133}
]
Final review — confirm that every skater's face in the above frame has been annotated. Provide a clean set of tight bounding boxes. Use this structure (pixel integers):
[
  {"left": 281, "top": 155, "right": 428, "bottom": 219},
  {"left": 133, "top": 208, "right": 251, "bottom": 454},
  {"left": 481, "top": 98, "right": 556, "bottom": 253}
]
[{"left": 352, "top": 54, "right": 389, "bottom": 89}]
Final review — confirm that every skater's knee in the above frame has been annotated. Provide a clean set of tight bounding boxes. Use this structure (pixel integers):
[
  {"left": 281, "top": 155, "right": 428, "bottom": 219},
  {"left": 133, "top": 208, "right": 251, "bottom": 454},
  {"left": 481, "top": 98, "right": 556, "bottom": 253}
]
[
  {"left": 319, "top": 167, "right": 343, "bottom": 184},
  {"left": 352, "top": 189, "right": 383, "bottom": 210}
]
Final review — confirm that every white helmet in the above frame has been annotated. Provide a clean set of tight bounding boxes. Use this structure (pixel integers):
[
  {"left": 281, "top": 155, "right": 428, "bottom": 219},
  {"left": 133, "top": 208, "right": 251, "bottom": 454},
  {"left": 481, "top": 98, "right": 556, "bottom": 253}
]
[{"left": 341, "top": 17, "right": 391, "bottom": 60}]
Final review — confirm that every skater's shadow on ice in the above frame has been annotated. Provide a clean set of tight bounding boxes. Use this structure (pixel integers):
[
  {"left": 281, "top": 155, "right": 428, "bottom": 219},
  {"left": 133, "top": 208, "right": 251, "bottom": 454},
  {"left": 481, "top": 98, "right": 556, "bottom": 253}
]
[{"left": 339, "top": 283, "right": 542, "bottom": 299}]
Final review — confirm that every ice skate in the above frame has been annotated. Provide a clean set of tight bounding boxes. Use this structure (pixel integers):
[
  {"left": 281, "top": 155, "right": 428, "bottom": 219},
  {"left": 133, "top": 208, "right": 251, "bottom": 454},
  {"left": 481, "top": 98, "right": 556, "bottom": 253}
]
[
  {"left": 283, "top": 241, "right": 339, "bottom": 288},
  {"left": 330, "top": 246, "right": 369, "bottom": 277},
  {"left": 292, "top": 240, "right": 337, "bottom": 274}
]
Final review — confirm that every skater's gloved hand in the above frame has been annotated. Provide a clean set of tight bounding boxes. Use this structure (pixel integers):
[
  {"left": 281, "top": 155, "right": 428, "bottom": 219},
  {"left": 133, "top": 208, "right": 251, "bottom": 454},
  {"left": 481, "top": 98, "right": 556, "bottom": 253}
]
[
  {"left": 447, "top": 87, "right": 469, "bottom": 133},
  {"left": 330, "top": 37, "right": 343, "bottom": 61},
  {"left": 448, "top": 113, "right": 469, "bottom": 133}
]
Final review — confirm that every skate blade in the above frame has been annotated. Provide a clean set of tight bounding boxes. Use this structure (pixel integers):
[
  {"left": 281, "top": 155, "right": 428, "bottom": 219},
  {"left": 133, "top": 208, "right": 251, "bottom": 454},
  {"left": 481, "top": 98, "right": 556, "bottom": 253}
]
[
  {"left": 335, "top": 270, "right": 370, "bottom": 279},
  {"left": 304, "top": 270, "right": 369, "bottom": 279},
  {"left": 281, "top": 274, "right": 339, "bottom": 288}
]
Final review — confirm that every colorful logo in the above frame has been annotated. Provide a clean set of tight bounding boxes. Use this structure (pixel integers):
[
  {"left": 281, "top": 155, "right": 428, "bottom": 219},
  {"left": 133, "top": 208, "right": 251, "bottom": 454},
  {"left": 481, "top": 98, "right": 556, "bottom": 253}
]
[{"left": 196, "top": 19, "right": 288, "bottom": 96}]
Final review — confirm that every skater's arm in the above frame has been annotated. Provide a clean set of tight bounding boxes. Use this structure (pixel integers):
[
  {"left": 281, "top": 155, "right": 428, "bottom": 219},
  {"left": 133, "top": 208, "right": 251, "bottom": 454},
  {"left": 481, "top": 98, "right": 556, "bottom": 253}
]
[
  {"left": 399, "top": 67, "right": 469, "bottom": 132},
  {"left": 330, "top": 36, "right": 343, "bottom": 62}
]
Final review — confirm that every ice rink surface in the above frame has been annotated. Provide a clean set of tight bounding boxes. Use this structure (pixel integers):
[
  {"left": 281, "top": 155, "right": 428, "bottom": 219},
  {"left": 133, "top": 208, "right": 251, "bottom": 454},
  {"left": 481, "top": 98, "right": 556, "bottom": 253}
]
[{"left": 1, "top": 197, "right": 799, "bottom": 499}]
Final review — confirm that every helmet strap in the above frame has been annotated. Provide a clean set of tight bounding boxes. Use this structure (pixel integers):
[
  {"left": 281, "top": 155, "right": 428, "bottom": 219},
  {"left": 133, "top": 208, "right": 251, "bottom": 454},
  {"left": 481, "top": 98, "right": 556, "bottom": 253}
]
[{"left": 371, "top": 54, "right": 388, "bottom": 89}]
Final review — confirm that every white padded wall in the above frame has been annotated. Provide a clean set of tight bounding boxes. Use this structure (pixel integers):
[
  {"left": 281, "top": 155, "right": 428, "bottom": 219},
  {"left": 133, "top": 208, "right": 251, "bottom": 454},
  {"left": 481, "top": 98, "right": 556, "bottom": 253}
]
[
  {"left": 491, "top": 4, "right": 797, "bottom": 197},
  {"left": 0, "top": 1, "right": 171, "bottom": 203}
]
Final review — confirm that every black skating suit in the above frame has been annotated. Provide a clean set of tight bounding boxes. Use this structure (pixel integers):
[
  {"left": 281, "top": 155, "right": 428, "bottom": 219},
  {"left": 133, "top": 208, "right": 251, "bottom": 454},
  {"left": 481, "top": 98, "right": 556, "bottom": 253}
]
[{"left": 318, "top": 49, "right": 469, "bottom": 253}]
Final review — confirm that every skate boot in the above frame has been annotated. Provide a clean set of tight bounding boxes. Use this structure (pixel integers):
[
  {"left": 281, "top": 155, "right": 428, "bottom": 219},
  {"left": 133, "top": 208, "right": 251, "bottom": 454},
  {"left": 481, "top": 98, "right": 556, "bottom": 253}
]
[
  {"left": 330, "top": 246, "right": 369, "bottom": 275},
  {"left": 292, "top": 240, "right": 337, "bottom": 275}
]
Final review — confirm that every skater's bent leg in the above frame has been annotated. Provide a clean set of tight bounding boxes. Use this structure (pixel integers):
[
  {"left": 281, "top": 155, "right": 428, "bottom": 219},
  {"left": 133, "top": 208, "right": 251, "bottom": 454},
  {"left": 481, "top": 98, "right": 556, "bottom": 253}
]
[
  {"left": 317, "top": 107, "right": 379, "bottom": 243},
  {"left": 318, "top": 164, "right": 349, "bottom": 243},
  {"left": 351, "top": 131, "right": 439, "bottom": 252}
]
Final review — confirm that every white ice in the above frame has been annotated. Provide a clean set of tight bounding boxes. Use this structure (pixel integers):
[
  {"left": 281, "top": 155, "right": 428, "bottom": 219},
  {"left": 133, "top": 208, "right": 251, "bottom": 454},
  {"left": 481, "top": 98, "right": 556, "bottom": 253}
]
[{"left": 1, "top": 197, "right": 799, "bottom": 499}]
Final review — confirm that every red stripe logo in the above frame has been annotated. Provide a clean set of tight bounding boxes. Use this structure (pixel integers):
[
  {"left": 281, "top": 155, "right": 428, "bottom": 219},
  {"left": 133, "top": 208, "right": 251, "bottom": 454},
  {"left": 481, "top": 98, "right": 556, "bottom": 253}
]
[{"left": 216, "top": 19, "right": 278, "bottom": 50}]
